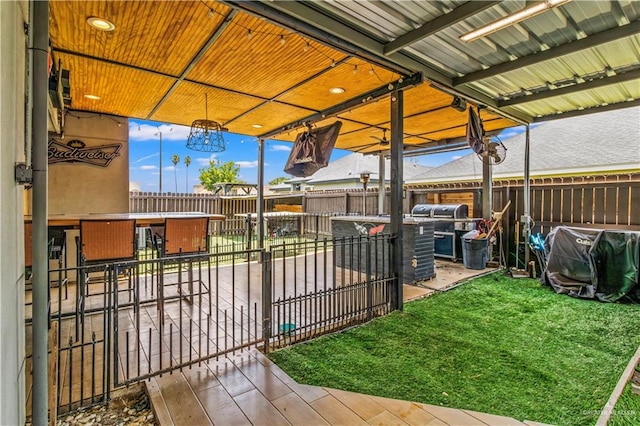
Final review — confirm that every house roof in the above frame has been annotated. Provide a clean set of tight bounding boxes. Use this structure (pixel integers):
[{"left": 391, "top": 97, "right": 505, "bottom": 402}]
[
  {"left": 298, "top": 153, "right": 431, "bottom": 184},
  {"left": 407, "top": 105, "right": 640, "bottom": 184}
]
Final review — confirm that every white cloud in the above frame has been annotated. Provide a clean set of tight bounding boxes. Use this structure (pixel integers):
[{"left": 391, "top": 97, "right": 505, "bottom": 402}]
[
  {"left": 236, "top": 161, "right": 259, "bottom": 168},
  {"left": 164, "top": 166, "right": 177, "bottom": 171},
  {"left": 194, "top": 154, "right": 218, "bottom": 166},
  {"left": 270, "top": 144, "right": 291, "bottom": 152},
  {"left": 129, "top": 122, "right": 191, "bottom": 142},
  {"left": 139, "top": 165, "right": 157, "bottom": 170},
  {"left": 132, "top": 153, "right": 159, "bottom": 163}
]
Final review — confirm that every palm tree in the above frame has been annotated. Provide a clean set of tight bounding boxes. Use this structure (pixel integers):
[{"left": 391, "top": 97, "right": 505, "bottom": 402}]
[
  {"left": 184, "top": 155, "right": 191, "bottom": 193},
  {"left": 171, "top": 154, "right": 180, "bottom": 192}
]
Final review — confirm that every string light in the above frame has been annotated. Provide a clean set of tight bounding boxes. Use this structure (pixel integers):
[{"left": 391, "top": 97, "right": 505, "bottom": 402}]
[
  {"left": 353, "top": 64, "right": 358, "bottom": 74},
  {"left": 280, "top": 35, "right": 285, "bottom": 45},
  {"left": 369, "top": 68, "right": 374, "bottom": 75},
  {"left": 331, "top": 59, "right": 336, "bottom": 67},
  {"left": 388, "top": 83, "right": 394, "bottom": 90},
  {"left": 303, "top": 42, "right": 310, "bottom": 52},
  {"left": 247, "top": 29, "right": 253, "bottom": 40},
  {"left": 208, "top": 8, "right": 214, "bottom": 18}
]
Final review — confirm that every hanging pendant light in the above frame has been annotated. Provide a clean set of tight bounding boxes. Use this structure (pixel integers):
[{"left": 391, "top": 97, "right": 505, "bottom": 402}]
[{"left": 186, "top": 93, "right": 227, "bottom": 152}]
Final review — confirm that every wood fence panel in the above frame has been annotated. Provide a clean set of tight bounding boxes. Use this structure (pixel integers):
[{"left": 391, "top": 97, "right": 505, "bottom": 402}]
[
  {"left": 631, "top": 184, "right": 640, "bottom": 225},
  {"left": 618, "top": 186, "right": 630, "bottom": 226},
  {"left": 605, "top": 187, "right": 617, "bottom": 224}
]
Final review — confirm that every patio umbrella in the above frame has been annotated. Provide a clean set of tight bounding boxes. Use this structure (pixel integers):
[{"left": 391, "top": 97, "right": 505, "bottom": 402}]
[
  {"left": 284, "top": 121, "right": 342, "bottom": 177},
  {"left": 466, "top": 107, "right": 485, "bottom": 155}
]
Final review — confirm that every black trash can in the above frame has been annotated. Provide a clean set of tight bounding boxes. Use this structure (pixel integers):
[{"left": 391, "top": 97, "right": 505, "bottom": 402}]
[{"left": 462, "top": 237, "right": 488, "bottom": 270}]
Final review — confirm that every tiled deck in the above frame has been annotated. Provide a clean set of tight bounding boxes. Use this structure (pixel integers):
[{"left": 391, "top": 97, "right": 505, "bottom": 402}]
[{"left": 147, "top": 349, "right": 546, "bottom": 426}]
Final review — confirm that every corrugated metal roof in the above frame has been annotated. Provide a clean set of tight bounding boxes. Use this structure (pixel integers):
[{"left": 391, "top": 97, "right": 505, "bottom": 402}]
[{"left": 301, "top": 0, "right": 640, "bottom": 122}]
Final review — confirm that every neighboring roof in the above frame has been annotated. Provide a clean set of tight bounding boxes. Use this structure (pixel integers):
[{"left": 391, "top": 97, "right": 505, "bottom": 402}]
[
  {"left": 296, "top": 153, "right": 431, "bottom": 185},
  {"left": 408, "top": 106, "right": 640, "bottom": 184}
]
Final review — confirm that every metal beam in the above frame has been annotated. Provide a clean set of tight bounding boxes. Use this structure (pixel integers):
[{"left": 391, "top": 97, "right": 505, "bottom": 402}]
[
  {"left": 384, "top": 1, "right": 500, "bottom": 55},
  {"left": 147, "top": 9, "right": 237, "bottom": 119},
  {"left": 32, "top": 1, "right": 50, "bottom": 424},
  {"left": 533, "top": 99, "right": 640, "bottom": 122},
  {"left": 258, "top": 72, "right": 423, "bottom": 139},
  {"left": 455, "top": 20, "right": 640, "bottom": 85},
  {"left": 498, "top": 69, "right": 640, "bottom": 107},
  {"left": 390, "top": 90, "right": 404, "bottom": 311}
]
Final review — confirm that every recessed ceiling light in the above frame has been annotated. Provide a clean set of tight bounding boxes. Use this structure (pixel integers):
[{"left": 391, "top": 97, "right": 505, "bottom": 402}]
[
  {"left": 252, "top": 124, "right": 263, "bottom": 129},
  {"left": 329, "top": 87, "right": 345, "bottom": 94},
  {"left": 87, "top": 17, "right": 115, "bottom": 32},
  {"left": 84, "top": 94, "right": 101, "bottom": 100}
]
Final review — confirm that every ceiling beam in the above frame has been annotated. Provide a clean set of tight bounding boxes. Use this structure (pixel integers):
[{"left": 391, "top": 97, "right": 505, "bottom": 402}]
[
  {"left": 258, "top": 72, "right": 423, "bottom": 139},
  {"left": 533, "top": 99, "right": 640, "bottom": 123},
  {"left": 225, "top": 0, "right": 533, "bottom": 124},
  {"left": 146, "top": 9, "right": 237, "bottom": 120},
  {"left": 454, "top": 20, "right": 640, "bottom": 85},
  {"left": 498, "top": 69, "right": 640, "bottom": 107},
  {"left": 383, "top": 1, "right": 500, "bottom": 55}
]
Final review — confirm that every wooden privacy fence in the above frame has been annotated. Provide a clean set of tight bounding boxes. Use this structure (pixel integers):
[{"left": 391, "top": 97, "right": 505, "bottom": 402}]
[
  {"left": 131, "top": 173, "right": 639, "bottom": 267},
  {"left": 129, "top": 192, "right": 256, "bottom": 216}
]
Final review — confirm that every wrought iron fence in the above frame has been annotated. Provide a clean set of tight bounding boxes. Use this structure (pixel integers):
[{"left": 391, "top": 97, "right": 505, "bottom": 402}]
[
  {"left": 265, "top": 234, "right": 395, "bottom": 351},
  {"left": 25, "top": 232, "right": 397, "bottom": 416}
]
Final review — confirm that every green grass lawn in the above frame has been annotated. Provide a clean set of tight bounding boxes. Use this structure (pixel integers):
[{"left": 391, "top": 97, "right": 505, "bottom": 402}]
[{"left": 268, "top": 272, "right": 640, "bottom": 425}]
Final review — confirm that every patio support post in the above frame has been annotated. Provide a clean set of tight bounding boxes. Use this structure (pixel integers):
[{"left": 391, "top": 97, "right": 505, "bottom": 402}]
[
  {"left": 257, "top": 139, "right": 265, "bottom": 251},
  {"left": 378, "top": 153, "right": 385, "bottom": 214},
  {"left": 482, "top": 156, "right": 492, "bottom": 219},
  {"left": 390, "top": 90, "right": 403, "bottom": 311},
  {"left": 523, "top": 125, "right": 531, "bottom": 266},
  {"left": 32, "top": 1, "right": 50, "bottom": 424}
]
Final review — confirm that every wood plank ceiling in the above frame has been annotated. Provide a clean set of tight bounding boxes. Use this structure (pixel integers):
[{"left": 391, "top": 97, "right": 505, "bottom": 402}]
[{"left": 48, "top": 0, "right": 517, "bottom": 154}]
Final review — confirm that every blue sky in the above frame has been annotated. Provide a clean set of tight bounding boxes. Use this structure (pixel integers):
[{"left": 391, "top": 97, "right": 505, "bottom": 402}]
[{"left": 129, "top": 119, "right": 525, "bottom": 193}]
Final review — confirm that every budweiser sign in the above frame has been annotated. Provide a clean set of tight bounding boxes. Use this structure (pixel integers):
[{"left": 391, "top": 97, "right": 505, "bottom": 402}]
[{"left": 48, "top": 138, "right": 122, "bottom": 167}]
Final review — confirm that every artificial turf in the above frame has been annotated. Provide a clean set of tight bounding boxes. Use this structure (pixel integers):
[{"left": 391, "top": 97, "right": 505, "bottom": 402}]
[{"left": 268, "top": 272, "right": 640, "bottom": 425}]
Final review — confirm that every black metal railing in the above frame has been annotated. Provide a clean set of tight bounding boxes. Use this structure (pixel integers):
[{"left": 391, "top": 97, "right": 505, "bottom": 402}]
[
  {"left": 265, "top": 234, "right": 394, "bottom": 351},
  {"left": 25, "top": 231, "right": 397, "bottom": 415}
]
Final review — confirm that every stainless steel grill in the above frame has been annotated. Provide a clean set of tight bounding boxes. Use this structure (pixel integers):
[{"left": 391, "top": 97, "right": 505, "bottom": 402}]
[{"left": 411, "top": 204, "right": 470, "bottom": 260}]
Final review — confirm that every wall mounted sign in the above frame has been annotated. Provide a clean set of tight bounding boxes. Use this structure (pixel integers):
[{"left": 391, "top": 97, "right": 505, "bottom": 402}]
[{"left": 48, "top": 138, "right": 122, "bottom": 167}]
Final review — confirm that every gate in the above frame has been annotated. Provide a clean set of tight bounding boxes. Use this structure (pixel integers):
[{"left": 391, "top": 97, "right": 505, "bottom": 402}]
[
  {"left": 111, "top": 249, "right": 266, "bottom": 386},
  {"left": 264, "top": 234, "right": 396, "bottom": 351}
]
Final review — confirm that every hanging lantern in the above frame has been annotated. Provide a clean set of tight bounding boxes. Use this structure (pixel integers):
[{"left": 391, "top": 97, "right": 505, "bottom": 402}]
[{"left": 186, "top": 93, "right": 227, "bottom": 152}]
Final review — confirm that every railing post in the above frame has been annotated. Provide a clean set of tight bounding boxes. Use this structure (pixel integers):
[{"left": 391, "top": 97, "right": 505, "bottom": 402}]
[
  {"left": 262, "top": 250, "right": 272, "bottom": 353},
  {"left": 245, "top": 213, "right": 252, "bottom": 252},
  {"left": 366, "top": 237, "right": 372, "bottom": 321}
]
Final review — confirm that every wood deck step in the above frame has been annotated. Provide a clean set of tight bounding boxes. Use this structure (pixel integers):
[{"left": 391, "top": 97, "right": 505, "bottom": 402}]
[{"left": 145, "top": 349, "right": 536, "bottom": 426}]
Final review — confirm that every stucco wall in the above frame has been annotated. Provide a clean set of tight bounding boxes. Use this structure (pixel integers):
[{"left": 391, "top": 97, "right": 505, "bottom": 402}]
[
  {"left": 48, "top": 113, "right": 129, "bottom": 214},
  {"left": 0, "top": 1, "right": 28, "bottom": 424}
]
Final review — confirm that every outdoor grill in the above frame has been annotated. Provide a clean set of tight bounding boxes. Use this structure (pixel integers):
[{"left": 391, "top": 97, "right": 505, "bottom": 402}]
[{"left": 411, "top": 204, "right": 470, "bottom": 260}]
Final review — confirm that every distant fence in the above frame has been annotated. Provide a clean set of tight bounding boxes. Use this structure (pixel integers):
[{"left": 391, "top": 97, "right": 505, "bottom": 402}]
[{"left": 130, "top": 173, "right": 639, "bottom": 268}]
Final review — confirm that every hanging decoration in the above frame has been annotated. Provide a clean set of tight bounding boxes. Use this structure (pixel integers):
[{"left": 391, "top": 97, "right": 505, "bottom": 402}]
[{"left": 186, "top": 93, "right": 227, "bottom": 153}]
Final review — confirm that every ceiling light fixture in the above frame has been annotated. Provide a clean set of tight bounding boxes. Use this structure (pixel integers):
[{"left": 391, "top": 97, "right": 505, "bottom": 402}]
[
  {"left": 459, "top": 0, "right": 571, "bottom": 42},
  {"left": 329, "top": 87, "right": 345, "bottom": 94},
  {"left": 186, "top": 93, "right": 227, "bottom": 153},
  {"left": 87, "top": 17, "right": 115, "bottom": 32},
  {"left": 84, "top": 94, "right": 101, "bottom": 100},
  {"left": 252, "top": 124, "right": 263, "bottom": 129}
]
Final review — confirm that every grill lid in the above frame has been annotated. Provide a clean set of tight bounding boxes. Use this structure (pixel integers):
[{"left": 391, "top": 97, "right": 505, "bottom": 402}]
[{"left": 412, "top": 204, "right": 469, "bottom": 219}]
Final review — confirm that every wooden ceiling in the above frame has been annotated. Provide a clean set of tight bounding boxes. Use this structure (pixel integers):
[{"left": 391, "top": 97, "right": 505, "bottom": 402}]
[{"left": 49, "top": 0, "right": 518, "bottom": 153}]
